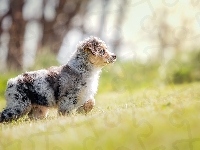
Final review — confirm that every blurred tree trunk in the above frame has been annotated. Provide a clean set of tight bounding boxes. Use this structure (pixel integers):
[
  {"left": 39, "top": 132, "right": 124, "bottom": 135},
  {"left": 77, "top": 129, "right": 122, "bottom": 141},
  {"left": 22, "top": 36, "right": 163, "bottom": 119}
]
[
  {"left": 112, "top": 0, "right": 128, "bottom": 53},
  {"left": 78, "top": 0, "right": 90, "bottom": 38},
  {"left": 40, "top": 0, "right": 83, "bottom": 54},
  {"left": 7, "top": 0, "right": 26, "bottom": 70},
  {"left": 41, "top": 0, "right": 66, "bottom": 53},
  {"left": 51, "top": 0, "right": 82, "bottom": 54},
  {"left": 156, "top": 10, "right": 169, "bottom": 62},
  {"left": 98, "top": 0, "right": 109, "bottom": 38}
]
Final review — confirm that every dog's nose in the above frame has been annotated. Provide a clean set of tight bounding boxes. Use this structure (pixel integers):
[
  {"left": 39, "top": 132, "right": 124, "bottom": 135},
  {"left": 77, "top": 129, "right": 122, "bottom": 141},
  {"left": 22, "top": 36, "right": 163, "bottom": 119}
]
[{"left": 112, "top": 55, "right": 117, "bottom": 60}]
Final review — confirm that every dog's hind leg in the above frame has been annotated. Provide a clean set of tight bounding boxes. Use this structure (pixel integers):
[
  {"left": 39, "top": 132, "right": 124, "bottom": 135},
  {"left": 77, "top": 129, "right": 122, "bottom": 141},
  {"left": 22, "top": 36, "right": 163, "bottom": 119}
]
[
  {"left": 28, "top": 105, "right": 49, "bottom": 120},
  {"left": 0, "top": 96, "right": 32, "bottom": 123}
]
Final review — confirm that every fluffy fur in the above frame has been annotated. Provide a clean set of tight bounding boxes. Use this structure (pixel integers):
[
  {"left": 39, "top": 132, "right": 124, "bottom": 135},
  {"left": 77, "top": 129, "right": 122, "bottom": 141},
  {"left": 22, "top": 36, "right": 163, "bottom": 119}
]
[{"left": 0, "top": 36, "right": 116, "bottom": 122}]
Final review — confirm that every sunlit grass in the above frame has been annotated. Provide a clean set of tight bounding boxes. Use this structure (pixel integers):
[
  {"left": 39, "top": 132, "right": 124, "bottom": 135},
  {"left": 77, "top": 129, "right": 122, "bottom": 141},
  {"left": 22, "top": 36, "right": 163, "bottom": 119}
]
[
  {"left": 0, "top": 81, "right": 200, "bottom": 149},
  {"left": 99, "top": 61, "right": 159, "bottom": 93},
  {"left": 0, "top": 57, "right": 200, "bottom": 149}
]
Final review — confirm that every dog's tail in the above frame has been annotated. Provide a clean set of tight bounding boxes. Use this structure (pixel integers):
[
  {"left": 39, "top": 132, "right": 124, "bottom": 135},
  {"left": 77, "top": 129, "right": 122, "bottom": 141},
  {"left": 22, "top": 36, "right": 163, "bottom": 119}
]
[{"left": 0, "top": 102, "right": 32, "bottom": 123}]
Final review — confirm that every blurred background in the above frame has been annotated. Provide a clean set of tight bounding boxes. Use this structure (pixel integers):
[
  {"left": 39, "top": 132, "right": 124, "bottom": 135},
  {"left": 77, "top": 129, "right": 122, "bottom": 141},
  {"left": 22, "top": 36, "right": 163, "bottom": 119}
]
[
  {"left": 0, "top": 1, "right": 200, "bottom": 149},
  {"left": 0, "top": 0, "right": 200, "bottom": 97}
]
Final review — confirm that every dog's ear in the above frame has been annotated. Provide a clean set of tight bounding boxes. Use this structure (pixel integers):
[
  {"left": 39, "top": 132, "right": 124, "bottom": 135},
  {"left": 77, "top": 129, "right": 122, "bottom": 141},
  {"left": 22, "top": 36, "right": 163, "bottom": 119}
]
[{"left": 85, "top": 41, "right": 98, "bottom": 56}]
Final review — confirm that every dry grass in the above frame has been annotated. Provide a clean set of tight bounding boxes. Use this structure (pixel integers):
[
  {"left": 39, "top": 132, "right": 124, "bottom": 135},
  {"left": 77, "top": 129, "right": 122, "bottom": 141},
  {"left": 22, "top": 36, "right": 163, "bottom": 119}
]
[{"left": 0, "top": 82, "right": 200, "bottom": 150}]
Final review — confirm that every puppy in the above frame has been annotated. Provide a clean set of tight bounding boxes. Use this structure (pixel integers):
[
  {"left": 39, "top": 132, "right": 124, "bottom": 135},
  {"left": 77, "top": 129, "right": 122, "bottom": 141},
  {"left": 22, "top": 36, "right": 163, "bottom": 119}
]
[{"left": 0, "top": 36, "right": 116, "bottom": 122}]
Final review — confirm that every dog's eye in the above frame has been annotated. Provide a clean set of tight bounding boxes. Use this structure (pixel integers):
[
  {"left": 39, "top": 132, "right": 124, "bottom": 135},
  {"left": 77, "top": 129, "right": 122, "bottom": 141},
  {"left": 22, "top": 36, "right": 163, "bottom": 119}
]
[{"left": 99, "top": 49, "right": 105, "bottom": 55}]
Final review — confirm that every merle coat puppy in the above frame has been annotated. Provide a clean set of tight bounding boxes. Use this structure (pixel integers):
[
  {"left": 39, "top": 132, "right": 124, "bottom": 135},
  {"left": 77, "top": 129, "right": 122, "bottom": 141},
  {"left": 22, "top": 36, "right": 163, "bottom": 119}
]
[{"left": 0, "top": 37, "right": 116, "bottom": 122}]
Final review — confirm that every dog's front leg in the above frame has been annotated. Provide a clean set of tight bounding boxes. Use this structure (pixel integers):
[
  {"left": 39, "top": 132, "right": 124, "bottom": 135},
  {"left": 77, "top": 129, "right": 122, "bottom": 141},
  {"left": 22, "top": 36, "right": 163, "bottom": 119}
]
[{"left": 58, "top": 95, "right": 78, "bottom": 116}]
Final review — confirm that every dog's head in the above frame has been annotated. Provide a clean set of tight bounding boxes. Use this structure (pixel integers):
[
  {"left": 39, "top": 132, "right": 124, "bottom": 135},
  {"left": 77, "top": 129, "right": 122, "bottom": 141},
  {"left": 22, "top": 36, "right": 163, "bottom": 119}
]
[{"left": 78, "top": 36, "right": 116, "bottom": 67}]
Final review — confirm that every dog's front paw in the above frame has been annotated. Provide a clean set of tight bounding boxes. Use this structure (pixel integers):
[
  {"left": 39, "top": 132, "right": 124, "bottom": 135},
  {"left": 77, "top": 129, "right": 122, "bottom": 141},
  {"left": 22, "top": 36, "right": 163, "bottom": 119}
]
[{"left": 77, "top": 99, "right": 95, "bottom": 114}]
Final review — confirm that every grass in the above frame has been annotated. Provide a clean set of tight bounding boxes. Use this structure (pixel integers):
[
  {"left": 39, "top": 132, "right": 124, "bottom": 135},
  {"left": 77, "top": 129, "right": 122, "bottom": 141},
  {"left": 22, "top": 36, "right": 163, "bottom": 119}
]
[{"left": 0, "top": 59, "right": 200, "bottom": 150}]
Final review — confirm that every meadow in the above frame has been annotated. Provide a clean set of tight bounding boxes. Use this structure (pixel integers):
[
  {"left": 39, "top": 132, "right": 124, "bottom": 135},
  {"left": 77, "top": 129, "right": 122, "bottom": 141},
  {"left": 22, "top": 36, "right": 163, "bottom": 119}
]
[{"left": 0, "top": 52, "right": 200, "bottom": 150}]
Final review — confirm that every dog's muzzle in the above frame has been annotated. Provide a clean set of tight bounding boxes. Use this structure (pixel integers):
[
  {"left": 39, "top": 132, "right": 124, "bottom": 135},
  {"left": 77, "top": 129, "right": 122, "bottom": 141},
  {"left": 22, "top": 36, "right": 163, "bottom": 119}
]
[{"left": 106, "top": 55, "right": 117, "bottom": 63}]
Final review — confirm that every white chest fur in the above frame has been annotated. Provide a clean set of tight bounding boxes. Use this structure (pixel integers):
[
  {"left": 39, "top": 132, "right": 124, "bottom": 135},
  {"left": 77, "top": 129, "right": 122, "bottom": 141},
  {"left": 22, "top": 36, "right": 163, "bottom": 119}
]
[{"left": 77, "top": 69, "right": 101, "bottom": 106}]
